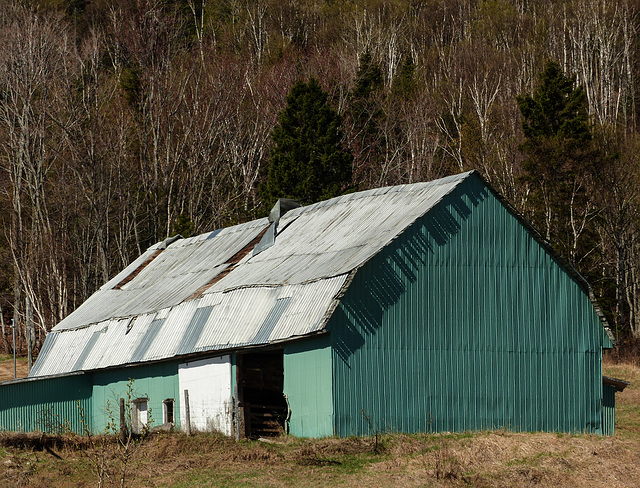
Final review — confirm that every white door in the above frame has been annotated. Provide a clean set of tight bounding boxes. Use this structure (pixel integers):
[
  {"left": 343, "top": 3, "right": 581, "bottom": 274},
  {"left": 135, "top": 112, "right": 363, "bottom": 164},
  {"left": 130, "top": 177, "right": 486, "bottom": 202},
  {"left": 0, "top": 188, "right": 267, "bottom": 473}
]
[{"left": 178, "top": 355, "right": 232, "bottom": 435}]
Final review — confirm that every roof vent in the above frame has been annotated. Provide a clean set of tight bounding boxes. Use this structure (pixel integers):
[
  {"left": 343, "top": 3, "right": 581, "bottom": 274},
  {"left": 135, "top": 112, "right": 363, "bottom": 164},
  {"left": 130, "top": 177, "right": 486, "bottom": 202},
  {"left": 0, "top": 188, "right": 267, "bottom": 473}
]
[
  {"left": 254, "top": 198, "right": 301, "bottom": 256},
  {"left": 268, "top": 198, "right": 300, "bottom": 223},
  {"left": 157, "top": 234, "right": 183, "bottom": 250}
]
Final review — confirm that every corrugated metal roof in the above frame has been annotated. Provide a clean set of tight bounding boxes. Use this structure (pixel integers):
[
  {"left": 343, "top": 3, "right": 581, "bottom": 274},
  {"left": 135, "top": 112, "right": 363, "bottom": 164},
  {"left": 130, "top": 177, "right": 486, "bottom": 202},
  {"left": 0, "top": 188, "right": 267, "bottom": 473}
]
[
  {"left": 30, "top": 172, "right": 473, "bottom": 377},
  {"left": 31, "top": 277, "right": 348, "bottom": 376}
]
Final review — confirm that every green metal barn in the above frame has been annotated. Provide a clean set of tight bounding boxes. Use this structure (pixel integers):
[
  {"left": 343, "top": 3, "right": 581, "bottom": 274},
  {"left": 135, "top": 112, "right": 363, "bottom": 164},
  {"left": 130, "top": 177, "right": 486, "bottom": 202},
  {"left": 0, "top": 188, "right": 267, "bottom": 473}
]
[{"left": 0, "top": 171, "right": 622, "bottom": 437}]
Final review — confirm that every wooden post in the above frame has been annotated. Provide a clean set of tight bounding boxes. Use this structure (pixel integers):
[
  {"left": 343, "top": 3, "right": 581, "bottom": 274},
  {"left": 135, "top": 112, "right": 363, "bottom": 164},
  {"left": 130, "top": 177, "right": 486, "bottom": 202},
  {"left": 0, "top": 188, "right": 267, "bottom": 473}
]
[
  {"left": 236, "top": 355, "right": 245, "bottom": 439},
  {"left": 119, "top": 398, "right": 127, "bottom": 443},
  {"left": 244, "top": 404, "right": 250, "bottom": 439},
  {"left": 183, "top": 389, "right": 191, "bottom": 435}
]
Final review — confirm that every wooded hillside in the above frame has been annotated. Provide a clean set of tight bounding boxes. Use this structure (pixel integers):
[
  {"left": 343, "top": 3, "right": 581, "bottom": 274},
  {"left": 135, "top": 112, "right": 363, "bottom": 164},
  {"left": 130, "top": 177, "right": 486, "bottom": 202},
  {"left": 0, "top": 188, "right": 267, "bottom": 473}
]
[{"left": 1, "top": 0, "right": 639, "bottom": 353}]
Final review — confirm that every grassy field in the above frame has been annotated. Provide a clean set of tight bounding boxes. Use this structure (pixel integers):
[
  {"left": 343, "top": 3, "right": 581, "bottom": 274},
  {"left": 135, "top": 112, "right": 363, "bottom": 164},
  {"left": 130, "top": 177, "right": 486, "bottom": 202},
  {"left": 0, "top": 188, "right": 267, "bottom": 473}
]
[
  {"left": 0, "top": 359, "right": 638, "bottom": 487},
  {"left": 0, "top": 354, "right": 29, "bottom": 382}
]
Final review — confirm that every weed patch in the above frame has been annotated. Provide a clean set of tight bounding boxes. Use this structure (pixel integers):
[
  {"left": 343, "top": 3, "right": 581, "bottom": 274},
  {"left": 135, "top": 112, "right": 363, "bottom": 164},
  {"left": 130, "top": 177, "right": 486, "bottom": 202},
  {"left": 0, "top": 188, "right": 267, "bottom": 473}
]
[{"left": 1, "top": 362, "right": 640, "bottom": 488}]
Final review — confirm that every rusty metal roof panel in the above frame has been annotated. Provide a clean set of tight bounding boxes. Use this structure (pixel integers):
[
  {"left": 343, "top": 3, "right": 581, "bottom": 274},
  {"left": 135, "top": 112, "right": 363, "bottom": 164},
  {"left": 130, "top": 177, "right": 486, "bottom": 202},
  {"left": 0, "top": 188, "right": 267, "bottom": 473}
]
[{"left": 98, "top": 248, "right": 159, "bottom": 291}]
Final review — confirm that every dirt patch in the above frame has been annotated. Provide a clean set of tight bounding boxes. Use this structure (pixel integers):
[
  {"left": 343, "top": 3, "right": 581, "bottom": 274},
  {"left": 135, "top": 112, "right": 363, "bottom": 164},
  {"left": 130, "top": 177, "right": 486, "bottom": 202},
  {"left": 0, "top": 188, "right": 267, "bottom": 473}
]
[{"left": 0, "top": 432, "right": 84, "bottom": 452}]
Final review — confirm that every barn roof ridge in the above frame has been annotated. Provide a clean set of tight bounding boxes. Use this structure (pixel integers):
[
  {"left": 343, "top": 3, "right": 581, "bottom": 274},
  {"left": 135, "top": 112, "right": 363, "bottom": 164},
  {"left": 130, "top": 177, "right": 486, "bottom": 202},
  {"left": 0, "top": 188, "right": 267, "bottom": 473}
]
[
  {"left": 52, "top": 169, "right": 621, "bottom": 378},
  {"left": 53, "top": 171, "right": 474, "bottom": 332},
  {"left": 30, "top": 172, "right": 474, "bottom": 376}
]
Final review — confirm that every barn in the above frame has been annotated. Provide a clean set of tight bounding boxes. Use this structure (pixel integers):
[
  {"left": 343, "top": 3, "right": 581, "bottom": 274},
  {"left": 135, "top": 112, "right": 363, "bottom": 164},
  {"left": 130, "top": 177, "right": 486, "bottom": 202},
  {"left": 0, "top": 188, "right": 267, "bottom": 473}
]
[{"left": 0, "top": 171, "right": 620, "bottom": 437}]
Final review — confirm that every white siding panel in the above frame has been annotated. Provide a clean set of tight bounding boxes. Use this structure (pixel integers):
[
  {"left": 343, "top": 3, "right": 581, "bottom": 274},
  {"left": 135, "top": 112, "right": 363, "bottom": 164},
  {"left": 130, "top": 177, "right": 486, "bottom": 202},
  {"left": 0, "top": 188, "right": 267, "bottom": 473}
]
[{"left": 178, "top": 356, "right": 232, "bottom": 435}]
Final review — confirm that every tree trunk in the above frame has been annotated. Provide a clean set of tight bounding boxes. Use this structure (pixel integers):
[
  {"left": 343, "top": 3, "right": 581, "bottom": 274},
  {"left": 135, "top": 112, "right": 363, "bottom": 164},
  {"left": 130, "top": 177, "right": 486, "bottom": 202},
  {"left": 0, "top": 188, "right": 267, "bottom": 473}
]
[{"left": 0, "top": 302, "right": 8, "bottom": 355}]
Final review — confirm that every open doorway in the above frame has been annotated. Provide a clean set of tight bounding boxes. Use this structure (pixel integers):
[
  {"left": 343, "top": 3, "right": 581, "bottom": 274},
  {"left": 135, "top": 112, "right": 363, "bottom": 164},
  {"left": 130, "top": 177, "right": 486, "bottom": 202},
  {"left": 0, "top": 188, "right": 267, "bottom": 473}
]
[
  {"left": 236, "top": 350, "right": 287, "bottom": 438},
  {"left": 131, "top": 397, "right": 148, "bottom": 434}
]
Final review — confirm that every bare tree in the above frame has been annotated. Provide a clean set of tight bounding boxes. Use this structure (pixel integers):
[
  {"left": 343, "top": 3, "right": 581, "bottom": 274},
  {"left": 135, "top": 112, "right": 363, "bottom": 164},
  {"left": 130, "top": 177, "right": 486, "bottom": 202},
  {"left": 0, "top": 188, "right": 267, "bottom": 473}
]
[{"left": 0, "top": 6, "right": 79, "bottom": 334}]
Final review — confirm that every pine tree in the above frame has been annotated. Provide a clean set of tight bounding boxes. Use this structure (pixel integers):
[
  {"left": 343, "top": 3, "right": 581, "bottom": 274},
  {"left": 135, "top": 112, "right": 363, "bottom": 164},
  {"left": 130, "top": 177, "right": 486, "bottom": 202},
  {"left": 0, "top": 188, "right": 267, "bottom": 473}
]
[
  {"left": 352, "top": 51, "right": 383, "bottom": 100},
  {"left": 391, "top": 56, "right": 416, "bottom": 101},
  {"left": 349, "top": 50, "right": 385, "bottom": 151},
  {"left": 347, "top": 50, "right": 386, "bottom": 187},
  {"left": 262, "top": 78, "right": 352, "bottom": 209},
  {"left": 518, "top": 61, "right": 591, "bottom": 142},
  {"left": 517, "top": 60, "right": 598, "bottom": 264}
]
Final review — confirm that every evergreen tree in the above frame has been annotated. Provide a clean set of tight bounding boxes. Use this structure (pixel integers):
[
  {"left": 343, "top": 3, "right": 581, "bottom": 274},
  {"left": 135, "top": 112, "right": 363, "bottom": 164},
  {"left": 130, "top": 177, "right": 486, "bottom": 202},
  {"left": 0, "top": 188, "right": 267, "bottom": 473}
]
[
  {"left": 262, "top": 78, "right": 352, "bottom": 209},
  {"left": 391, "top": 56, "right": 416, "bottom": 101},
  {"left": 347, "top": 50, "right": 386, "bottom": 187},
  {"left": 518, "top": 61, "right": 591, "bottom": 142},
  {"left": 352, "top": 50, "right": 384, "bottom": 100},
  {"left": 349, "top": 50, "right": 385, "bottom": 150},
  {"left": 517, "top": 61, "right": 598, "bottom": 264}
]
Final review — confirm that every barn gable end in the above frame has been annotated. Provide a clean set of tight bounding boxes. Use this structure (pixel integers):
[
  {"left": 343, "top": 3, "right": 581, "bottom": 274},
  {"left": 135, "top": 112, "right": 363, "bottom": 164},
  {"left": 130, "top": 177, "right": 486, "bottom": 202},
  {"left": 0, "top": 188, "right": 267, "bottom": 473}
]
[{"left": 329, "top": 173, "right": 608, "bottom": 435}]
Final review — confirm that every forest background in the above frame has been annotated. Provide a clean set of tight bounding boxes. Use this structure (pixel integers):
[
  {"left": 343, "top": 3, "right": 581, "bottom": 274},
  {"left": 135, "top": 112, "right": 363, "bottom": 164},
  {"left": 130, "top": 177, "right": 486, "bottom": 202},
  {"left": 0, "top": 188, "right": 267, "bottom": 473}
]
[{"left": 1, "top": 0, "right": 639, "bottom": 358}]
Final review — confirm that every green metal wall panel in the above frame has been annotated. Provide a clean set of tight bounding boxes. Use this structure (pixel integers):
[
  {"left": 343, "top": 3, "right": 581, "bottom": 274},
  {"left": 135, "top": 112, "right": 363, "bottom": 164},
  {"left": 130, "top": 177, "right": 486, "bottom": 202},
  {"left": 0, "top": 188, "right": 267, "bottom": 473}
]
[
  {"left": 331, "top": 174, "right": 606, "bottom": 436},
  {"left": 0, "top": 374, "right": 92, "bottom": 433},
  {"left": 601, "top": 384, "right": 616, "bottom": 436},
  {"left": 91, "top": 361, "right": 180, "bottom": 433},
  {"left": 284, "top": 335, "right": 334, "bottom": 437}
]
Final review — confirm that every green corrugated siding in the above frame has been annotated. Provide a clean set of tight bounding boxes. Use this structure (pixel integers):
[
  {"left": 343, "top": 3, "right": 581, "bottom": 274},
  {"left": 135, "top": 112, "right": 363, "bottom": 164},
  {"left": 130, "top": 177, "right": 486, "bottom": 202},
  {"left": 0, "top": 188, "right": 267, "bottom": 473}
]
[
  {"left": 602, "top": 384, "right": 616, "bottom": 436},
  {"left": 331, "top": 174, "right": 606, "bottom": 436},
  {"left": 91, "top": 361, "right": 179, "bottom": 433},
  {"left": 0, "top": 374, "right": 92, "bottom": 433},
  {"left": 284, "top": 336, "right": 334, "bottom": 437}
]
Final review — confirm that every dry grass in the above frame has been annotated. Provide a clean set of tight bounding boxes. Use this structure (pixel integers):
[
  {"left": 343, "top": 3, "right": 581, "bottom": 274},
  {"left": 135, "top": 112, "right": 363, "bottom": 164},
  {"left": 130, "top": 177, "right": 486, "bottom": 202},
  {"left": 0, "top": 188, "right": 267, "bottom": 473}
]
[
  {"left": 603, "top": 357, "right": 640, "bottom": 440},
  {"left": 2, "top": 429, "right": 639, "bottom": 488},
  {"left": 0, "top": 359, "right": 638, "bottom": 487},
  {"left": 0, "top": 354, "right": 29, "bottom": 382}
]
